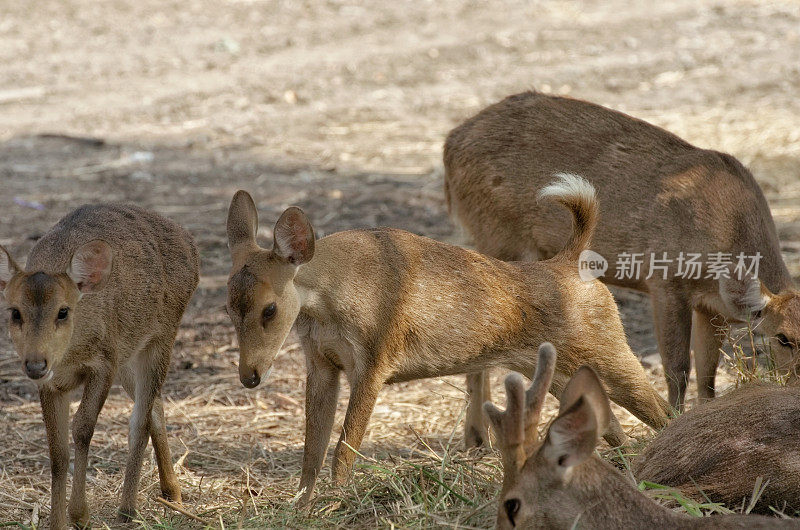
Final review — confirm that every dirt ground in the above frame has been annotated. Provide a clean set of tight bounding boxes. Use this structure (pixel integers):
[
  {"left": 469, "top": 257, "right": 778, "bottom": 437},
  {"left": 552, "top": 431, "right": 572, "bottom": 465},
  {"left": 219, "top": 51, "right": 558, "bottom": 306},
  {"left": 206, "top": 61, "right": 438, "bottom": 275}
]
[{"left": 1, "top": 0, "right": 800, "bottom": 527}]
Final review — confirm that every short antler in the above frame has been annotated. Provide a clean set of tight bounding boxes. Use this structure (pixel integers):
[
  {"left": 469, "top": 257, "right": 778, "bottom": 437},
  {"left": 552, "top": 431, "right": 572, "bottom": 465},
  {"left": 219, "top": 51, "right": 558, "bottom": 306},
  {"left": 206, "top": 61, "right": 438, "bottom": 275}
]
[
  {"left": 522, "top": 342, "right": 557, "bottom": 450},
  {"left": 484, "top": 343, "right": 557, "bottom": 483},
  {"left": 484, "top": 372, "right": 526, "bottom": 477}
]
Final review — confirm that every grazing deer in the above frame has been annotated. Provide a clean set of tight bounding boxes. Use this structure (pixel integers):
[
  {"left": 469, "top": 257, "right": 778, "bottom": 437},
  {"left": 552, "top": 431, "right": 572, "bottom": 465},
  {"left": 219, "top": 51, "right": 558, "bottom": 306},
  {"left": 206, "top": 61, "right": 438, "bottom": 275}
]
[
  {"left": 485, "top": 343, "right": 798, "bottom": 529},
  {"left": 634, "top": 383, "right": 800, "bottom": 513},
  {"left": 224, "top": 175, "right": 671, "bottom": 505},
  {"left": 444, "top": 91, "right": 800, "bottom": 410},
  {"left": 0, "top": 204, "right": 199, "bottom": 528}
]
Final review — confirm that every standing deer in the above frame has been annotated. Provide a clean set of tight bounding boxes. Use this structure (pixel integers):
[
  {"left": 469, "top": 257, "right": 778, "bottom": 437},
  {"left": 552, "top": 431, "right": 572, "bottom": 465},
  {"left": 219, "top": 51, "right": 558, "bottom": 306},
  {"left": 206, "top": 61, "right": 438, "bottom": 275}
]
[
  {"left": 485, "top": 343, "right": 799, "bottom": 529},
  {"left": 224, "top": 175, "right": 671, "bottom": 505},
  {"left": 444, "top": 91, "right": 800, "bottom": 411},
  {"left": 634, "top": 383, "right": 800, "bottom": 513},
  {"left": 0, "top": 204, "right": 199, "bottom": 528}
]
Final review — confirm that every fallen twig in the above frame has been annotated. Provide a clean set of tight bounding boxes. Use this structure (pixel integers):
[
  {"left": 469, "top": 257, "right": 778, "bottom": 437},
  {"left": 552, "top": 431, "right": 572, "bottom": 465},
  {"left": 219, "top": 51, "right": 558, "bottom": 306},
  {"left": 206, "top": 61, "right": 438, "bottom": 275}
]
[{"left": 155, "top": 497, "right": 210, "bottom": 526}]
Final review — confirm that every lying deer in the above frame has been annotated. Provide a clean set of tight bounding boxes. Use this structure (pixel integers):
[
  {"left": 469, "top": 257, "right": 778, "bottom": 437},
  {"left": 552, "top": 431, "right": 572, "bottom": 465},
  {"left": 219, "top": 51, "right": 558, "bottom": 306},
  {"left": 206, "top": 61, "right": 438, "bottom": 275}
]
[
  {"left": 0, "top": 204, "right": 199, "bottom": 528},
  {"left": 224, "top": 175, "right": 671, "bottom": 505},
  {"left": 635, "top": 383, "right": 800, "bottom": 513},
  {"left": 485, "top": 343, "right": 798, "bottom": 528},
  {"left": 444, "top": 91, "right": 800, "bottom": 410}
]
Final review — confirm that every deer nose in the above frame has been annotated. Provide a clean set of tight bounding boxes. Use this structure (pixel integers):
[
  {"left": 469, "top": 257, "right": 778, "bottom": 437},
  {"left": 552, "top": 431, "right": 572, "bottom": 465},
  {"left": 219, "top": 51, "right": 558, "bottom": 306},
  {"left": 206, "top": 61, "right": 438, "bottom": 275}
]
[
  {"left": 24, "top": 359, "right": 48, "bottom": 379},
  {"left": 240, "top": 370, "right": 261, "bottom": 389}
]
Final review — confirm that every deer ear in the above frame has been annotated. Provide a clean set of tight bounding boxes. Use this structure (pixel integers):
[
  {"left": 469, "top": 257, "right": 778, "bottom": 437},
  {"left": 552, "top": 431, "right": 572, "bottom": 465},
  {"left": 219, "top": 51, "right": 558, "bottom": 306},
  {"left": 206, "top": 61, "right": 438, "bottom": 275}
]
[
  {"left": 227, "top": 190, "right": 259, "bottom": 253},
  {"left": 273, "top": 207, "right": 315, "bottom": 265},
  {"left": 543, "top": 367, "right": 610, "bottom": 476},
  {"left": 719, "top": 273, "right": 770, "bottom": 320},
  {"left": 68, "top": 240, "right": 113, "bottom": 294},
  {"left": 557, "top": 366, "right": 611, "bottom": 435},
  {"left": 543, "top": 396, "right": 598, "bottom": 476},
  {"left": 0, "top": 245, "right": 22, "bottom": 292}
]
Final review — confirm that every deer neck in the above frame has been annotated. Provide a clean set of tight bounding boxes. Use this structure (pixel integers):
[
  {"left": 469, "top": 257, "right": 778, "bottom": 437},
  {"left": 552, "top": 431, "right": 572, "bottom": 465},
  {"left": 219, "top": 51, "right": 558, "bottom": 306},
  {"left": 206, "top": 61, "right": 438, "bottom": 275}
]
[{"left": 567, "top": 459, "right": 695, "bottom": 529}]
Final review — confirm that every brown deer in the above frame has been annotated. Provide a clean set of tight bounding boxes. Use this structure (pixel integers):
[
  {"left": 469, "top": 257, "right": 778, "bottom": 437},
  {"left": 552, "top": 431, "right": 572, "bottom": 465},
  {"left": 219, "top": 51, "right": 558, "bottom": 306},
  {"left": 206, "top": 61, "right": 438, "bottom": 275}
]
[
  {"left": 0, "top": 204, "right": 199, "bottom": 528},
  {"left": 444, "top": 91, "right": 800, "bottom": 411},
  {"left": 485, "top": 343, "right": 799, "bottom": 529},
  {"left": 634, "top": 383, "right": 800, "bottom": 513},
  {"left": 224, "top": 175, "right": 671, "bottom": 505}
]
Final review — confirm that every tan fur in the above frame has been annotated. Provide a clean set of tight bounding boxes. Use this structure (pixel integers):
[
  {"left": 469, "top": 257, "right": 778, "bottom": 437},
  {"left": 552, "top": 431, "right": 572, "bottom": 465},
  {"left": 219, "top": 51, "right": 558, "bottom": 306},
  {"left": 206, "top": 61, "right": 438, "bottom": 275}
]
[
  {"left": 444, "top": 91, "right": 800, "bottom": 408},
  {"left": 224, "top": 183, "right": 671, "bottom": 505},
  {"left": 487, "top": 353, "right": 798, "bottom": 529},
  {"left": 0, "top": 204, "right": 199, "bottom": 528},
  {"left": 634, "top": 384, "right": 800, "bottom": 513}
]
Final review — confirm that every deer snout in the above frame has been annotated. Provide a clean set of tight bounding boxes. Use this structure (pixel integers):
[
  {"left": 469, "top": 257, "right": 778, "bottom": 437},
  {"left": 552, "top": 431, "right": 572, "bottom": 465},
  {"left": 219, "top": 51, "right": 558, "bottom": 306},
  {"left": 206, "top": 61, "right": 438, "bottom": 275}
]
[
  {"left": 240, "top": 369, "right": 261, "bottom": 388},
  {"left": 24, "top": 358, "right": 49, "bottom": 380}
]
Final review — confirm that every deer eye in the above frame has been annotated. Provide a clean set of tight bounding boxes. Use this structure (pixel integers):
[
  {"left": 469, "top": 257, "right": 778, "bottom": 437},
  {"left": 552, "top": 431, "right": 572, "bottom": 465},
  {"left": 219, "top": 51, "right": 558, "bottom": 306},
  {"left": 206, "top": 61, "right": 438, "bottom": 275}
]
[
  {"left": 504, "top": 498, "right": 521, "bottom": 527},
  {"left": 262, "top": 303, "right": 277, "bottom": 323},
  {"left": 57, "top": 307, "right": 70, "bottom": 321},
  {"left": 776, "top": 333, "right": 792, "bottom": 347},
  {"left": 9, "top": 308, "right": 22, "bottom": 324}
]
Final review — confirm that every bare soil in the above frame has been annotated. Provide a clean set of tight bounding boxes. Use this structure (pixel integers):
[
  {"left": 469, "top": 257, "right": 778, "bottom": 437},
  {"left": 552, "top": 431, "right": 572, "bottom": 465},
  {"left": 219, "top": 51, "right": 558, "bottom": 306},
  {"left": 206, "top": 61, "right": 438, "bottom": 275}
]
[{"left": 1, "top": 0, "right": 799, "bottom": 527}]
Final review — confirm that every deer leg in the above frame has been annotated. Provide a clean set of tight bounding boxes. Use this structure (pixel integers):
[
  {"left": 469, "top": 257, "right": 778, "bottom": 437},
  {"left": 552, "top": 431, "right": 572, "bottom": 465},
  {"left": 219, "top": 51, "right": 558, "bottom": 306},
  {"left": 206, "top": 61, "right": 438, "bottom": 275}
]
[
  {"left": 651, "top": 287, "right": 693, "bottom": 410},
  {"left": 118, "top": 345, "right": 167, "bottom": 521},
  {"left": 40, "top": 388, "right": 70, "bottom": 529},
  {"left": 298, "top": 351, "right": 340, "bottom": 507},
  {"left": 121, "top": 357, "right": 181, "bottom": 506},
  {"left": 465, "top": 370, "right": 492, "bottom": 447},
  {"left": 149, "top": 395, "right": 181, "bottom": 503},
  {"left": 331, "top": 367, "right": 384, "bottom": 485},
  {"left": 692, "top": 310, "right": 724, "bottom": 403},
  {"left": 464, "top": 244, "right": 539, "bottom": 448},
  {"left": 68, "top": 367, "right": 113, "bottom": 527}
]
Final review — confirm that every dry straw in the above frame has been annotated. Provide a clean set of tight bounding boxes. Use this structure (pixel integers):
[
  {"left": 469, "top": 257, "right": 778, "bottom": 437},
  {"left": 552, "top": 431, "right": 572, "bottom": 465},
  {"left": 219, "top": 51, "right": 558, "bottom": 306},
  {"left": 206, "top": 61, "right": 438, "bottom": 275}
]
[{"left": 0, "top": 312, "right": 796, "bottom": 528}]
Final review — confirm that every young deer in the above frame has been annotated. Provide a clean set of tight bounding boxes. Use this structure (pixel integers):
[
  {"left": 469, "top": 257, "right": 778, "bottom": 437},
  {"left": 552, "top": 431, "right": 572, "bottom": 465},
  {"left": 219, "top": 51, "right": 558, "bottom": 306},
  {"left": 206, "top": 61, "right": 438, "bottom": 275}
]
[
  {"left": 224, "top": 175, "right": 671, "bottom": 505},
  {"left": 634, "top": 384, "right": 800, "bottom": 513},
  {"left": 444, "top": 91, "right": 800, "bottom": 410},
  {"left": 0, "top": 204, "right": 199, "bottom": 528},
  {"left": 485, "top": 344, "right": 798, "bottom": 529}
]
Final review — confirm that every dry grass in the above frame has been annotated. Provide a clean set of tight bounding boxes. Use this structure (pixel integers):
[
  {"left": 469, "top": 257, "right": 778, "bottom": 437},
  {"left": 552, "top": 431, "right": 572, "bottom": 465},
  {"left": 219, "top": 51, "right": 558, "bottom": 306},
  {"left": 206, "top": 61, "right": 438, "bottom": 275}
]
[
  {"left": 2, "top": 310, "right": 797, "bottom": 528},
  {"left": 0, "top": 298, "right": 653, "bottom": 530},
  {"left": 0, "top": 307, "right": 504, "bottom": 529},
  {"left": 2, "top": 0, "right": 800, "bottom": 527},
  {"left": 723, "top": 319, "right": 792, "bottom": 388},
  {"left": 0, "top": 325, "right": 500, "bottom": 528}
]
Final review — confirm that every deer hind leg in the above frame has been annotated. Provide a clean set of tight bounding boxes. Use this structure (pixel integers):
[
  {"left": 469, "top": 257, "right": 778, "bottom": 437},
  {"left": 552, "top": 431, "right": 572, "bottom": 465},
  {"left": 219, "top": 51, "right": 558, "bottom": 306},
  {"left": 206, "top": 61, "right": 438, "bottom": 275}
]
[
  {"left": 506, "top": 354, "right": 629, "bottom": 448},
  {"left": 149, "top": 394, "right": 181, "bottom": 503},
  {"left": 692, "top": 310, "right": 724, "bottom": 403},
  {"left": 465, "top": 371, "right": 492, "bottom": 448},
  {"left": 464, "top": 245, "right": 541, "bottom": 448},
  {"left": 118, "top": 341, "right": 170, "bottom": 521},
  {"left": 596, "top": 357, "right": 673, "bottom": 436},
  {"left": 120, "top": 359, "right": 181, "bottom": 506}
]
